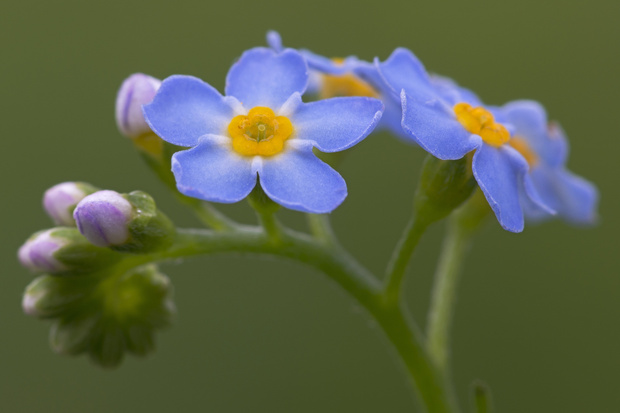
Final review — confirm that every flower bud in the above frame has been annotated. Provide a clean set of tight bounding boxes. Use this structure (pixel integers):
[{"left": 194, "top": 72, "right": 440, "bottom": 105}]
[
  {"left": 115, "top": 73, "right": 161, "bottom": 138},
  {"left": 18, "top": 229, "right": 68, "bottom": 273},
  {"left": 43, "top": 182, "right": 99, "bottom": 226},
  {"left": 414, "top": 154, "right": 477, "bottom": 223},
  {"left": 19, "top": 228, "right": 121, "bottom": 275},
  {"left": 22, "top": 275, "right": 95, "bottom": 318},
  {"left": 33, "top": 264, "right": 175, "bottom": 368},
  {"left": 74, "top": 190, "right": 175, "bottom": 253},
  {"left": 73, "top": 190, "right": 133, "bottom": 247}
]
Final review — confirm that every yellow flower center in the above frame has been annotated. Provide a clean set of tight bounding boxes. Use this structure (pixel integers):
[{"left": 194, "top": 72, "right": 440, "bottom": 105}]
[
  {"left": 227, "top": 107, "right": 293, "bottom": 156},
  {"left": 454, "top": 102, "right": 510, "bottom": 147},
  {"left": 509, "top": 137, "right": 539, "bottom": 167},
  {"left": 319, "top": 58, "right": 378, "bottom": 99}
]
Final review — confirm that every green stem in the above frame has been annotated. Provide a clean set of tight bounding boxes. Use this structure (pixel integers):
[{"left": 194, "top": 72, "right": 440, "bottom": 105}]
[
  {"left": 255, "top": 208, "right": 282, "bottom": 242},
  {"left": 141, "top": 227, "right": 458, "bottom": 412},
  {"left": 306, "top": 213, "right": 337, "bottom": 245},
  {"left": 426, "top": 216, "right": 473, "bottom": 373},
  {"left": 383, "top": 216, "right": 431, "bottom": 304},
  {"left": 426, "top": 190, "right": 489, "bottom": 373}
]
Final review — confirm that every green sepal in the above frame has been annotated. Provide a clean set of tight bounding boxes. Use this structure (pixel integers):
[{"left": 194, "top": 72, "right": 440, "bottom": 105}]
[
  {"left": 49, "top": 314, "right": 100, "bottom": 355},
  {"left": 23, "top": 274, "right": 99, "bottom": 319},
  {"left": 414, "top": 154, "right": 477, "bottom": 224},
  {"left": 111, "top": 191, "right": 176, "bottom": 254},
  {"left": 87, "top": 323, "right": 126, "bottom": 368},
  {"left": 28, "top": 263, "right": 175, "bottom": 368},
  {"left": 50, "top": 227, "right": 123, "bottom": 275}
]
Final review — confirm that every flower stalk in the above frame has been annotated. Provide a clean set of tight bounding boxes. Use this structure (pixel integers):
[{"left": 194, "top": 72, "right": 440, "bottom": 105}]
[{"left": 427, "top": 190, "right": 490, "bottom": 373}]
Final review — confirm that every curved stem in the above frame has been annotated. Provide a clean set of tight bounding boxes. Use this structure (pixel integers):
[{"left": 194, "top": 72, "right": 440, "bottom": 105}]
[
  {"left": 372, "top": 302, "right": 460, "bottom": 413},
  {"left": 140, "top": 227, "right": 458, "bottom": 413},
  {"left": 426, "top": 217, "right": 472, "bottom": 373},
  {"left": 383, "top": 216, "right": 431, "bottom": 304}
]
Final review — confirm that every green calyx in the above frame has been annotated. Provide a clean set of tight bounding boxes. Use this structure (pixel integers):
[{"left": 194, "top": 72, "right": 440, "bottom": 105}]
[
  {"left": 26, "top": 264, "right": 175, "bottom": 368},
  {"left": 50, "top": 227, "right": 122, "bottom": 275},
  {"left": 113, "top": 191, "right": 176, "bottom": 254},
  {"left": 414, "top": 154, "right": 477, "bottom": 224}
]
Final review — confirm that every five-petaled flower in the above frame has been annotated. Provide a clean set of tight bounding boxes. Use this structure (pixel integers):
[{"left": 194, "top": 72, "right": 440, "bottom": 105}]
[
  {"left": 495, "top": 100, "right": 598, "bottom": 225},
  {"left": 377, "top": 48, "right": 556, "bottom": 232},
  {"left": 143, "top": 47, "right": 383, "bottom": 214}
]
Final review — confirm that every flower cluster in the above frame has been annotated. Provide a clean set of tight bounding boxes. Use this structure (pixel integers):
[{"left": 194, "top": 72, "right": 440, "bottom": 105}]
[
  {"left": 120, "top": 30, "right": 596, "bottom": 231},
  {"left": 261, "top": 32, "right": 596, "bottom": 231},
  {"left": 18, "top": 31, "right": 598, "bottom": 369}
]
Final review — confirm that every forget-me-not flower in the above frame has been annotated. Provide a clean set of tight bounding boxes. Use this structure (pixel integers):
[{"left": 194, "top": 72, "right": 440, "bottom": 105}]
[
  {"left": 496, "top": 100, "right": 598, "bottom": 224},
  {"left": 377, "top": 48, "right": 554, "bottom": 232},
  {"left": 265, "top": 31, "right": 405, "bottom": 139},
  {"left": 143, "top": 47, "right": 383, "bottom": 213}
]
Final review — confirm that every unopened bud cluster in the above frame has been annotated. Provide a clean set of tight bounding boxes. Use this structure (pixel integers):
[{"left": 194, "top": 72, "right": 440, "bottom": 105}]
[
  {"left": 23, "top": 265, "right": 175, "bottom": 367},
  {"left": 18, "top": 183, "right": 177, "bottom": 367}
]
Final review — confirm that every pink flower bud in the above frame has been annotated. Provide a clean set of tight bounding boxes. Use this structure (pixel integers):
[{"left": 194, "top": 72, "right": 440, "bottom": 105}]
[
  {"left": 18, "top": 230, "right": 68, "bottom": 273},
  {"left": 73, "top": 190, "right": 133, "bottom": 247},
  {"left": 43, "top": 182, "right": 97, "bottom": 226},
  {"left": 115, "top": 73, "right": 161, "bottom": 138}
]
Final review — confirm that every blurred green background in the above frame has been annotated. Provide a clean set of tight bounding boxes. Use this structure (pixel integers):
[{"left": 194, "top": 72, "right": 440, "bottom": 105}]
[{"left": 1, "top": 0, "right": 618, "bottom": 411}]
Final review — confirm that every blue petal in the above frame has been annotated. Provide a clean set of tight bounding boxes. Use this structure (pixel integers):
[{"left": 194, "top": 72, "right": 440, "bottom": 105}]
[
  {"left": 473, "top": 145, "right": 554, "bottom": 232},
  {"left": 401, "top": 91, "right": 482, "bottom": 159},
  {"left": 377, "top": 48, "right": 436, "bottom": 101},
  {"left": 266, "top": 30, "right": 283, "bottom": 52},
  {"left": 171, "top": 135, "right": 257, "bottom": 203},
  {"left": 473, "top": 145, "right": 526, "bottom": 232},
  {"left": 354, "top": 61, "right": 409, "bottom": 140},
  {"left": 259, "top": 142, "right": 347, "bottom": 213},
  {"left": 290, "top": 96, "right": 383, "bottom": 152},
  {"left": 502, "top": 100, "right": 568, "bottom": 167},
  {"left": 354, "top": 60, "right": 386, "bottom": 89},
  {"left": 526, "top": 166, "right": 598, "bottom": 224},
  {"left": 300, "top": 50, "right": 359, "bottom": 75},
  {"left": 143, "top": 75, "right": 234, "bottom": 147},
  {"left": 429, "top": 74, "right": 482, "bottom": 107},
  {"left": 225, "top": 48, "right": 308, "bottom": 110},
  {"left": 379, "top": 93, "right": 410, "bottom": 140}
]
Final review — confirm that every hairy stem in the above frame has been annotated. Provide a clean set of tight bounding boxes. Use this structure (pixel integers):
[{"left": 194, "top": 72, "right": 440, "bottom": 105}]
[{"left": 426, "top": 217, "right": 472, "bottom": 372}]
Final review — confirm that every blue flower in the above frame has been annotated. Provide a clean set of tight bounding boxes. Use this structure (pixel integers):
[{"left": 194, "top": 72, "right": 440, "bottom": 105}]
[
  {"left": 377, "top": 48, "right": 554, "bottom": 232},
  {"left": 265, "top": 31, "right": 405, "bottom": 139},
  {"left": 497, "top": 100, "right": 598, "bottom": 225},
  {"left": 143, "top": 47, "right": 383, "bottom": 213}
]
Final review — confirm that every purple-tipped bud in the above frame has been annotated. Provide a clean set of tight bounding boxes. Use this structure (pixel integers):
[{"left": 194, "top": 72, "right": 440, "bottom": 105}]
[
  {"left": 18, "top": 230, "right": 68, "bottom": 273},
  {"left": 115, "top": 73, "right": 161, "bottom": 138},
  {"left": 73, "top": 190, "right": 133, "bottom": 247},
  {"left": 43, "top": 182, "right": 98, "bottom": 226}
]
